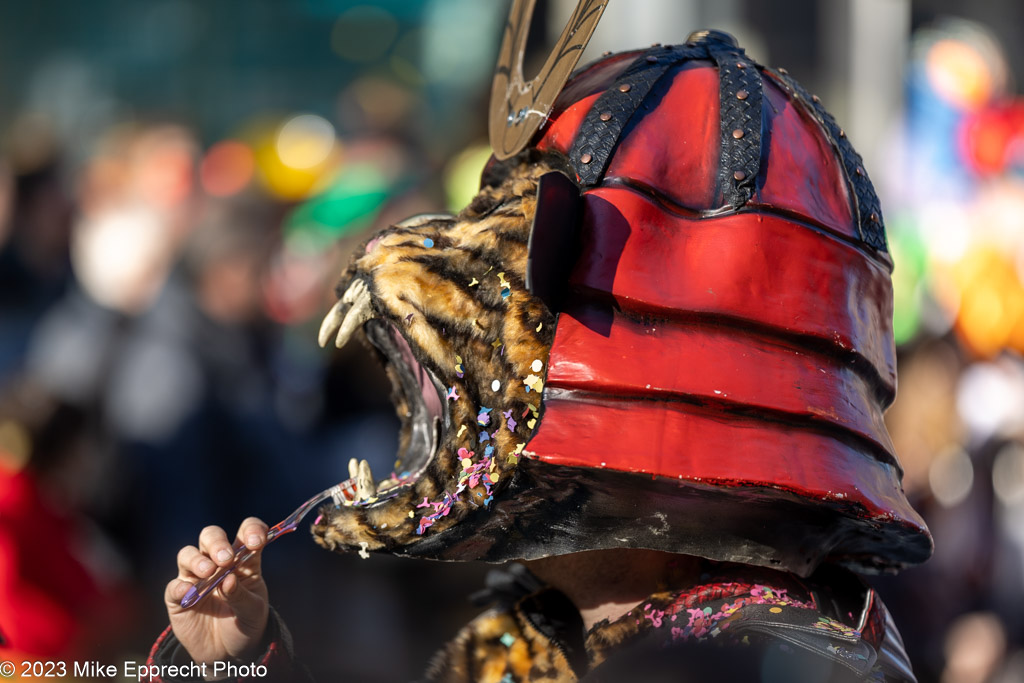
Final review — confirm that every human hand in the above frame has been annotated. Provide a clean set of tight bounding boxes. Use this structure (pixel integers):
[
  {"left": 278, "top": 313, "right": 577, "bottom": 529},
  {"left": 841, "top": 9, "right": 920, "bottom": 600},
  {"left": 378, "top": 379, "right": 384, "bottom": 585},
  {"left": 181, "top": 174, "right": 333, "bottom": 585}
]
[{"left": 163, "top": 518, "right": 270, "bottom": 665}]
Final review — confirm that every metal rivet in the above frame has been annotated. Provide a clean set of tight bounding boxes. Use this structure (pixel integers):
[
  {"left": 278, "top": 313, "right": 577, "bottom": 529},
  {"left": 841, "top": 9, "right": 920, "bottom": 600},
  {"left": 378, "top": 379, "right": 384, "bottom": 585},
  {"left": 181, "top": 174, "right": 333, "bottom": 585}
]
[
  {"left": 651, "top": 42, "right": 661, "bottom": 47},
  {"left": 736, "top": 89, "right": 748, "bottom": 101},
  {"left": 811, "top": 94, "right": 820, "bottom": 103},
  {"left": 737, "top": 62, "right": 746, "bottom": 69},
  {"left": 618, "top": 83, "right": 632, "bottom": 93},
  {"left": 778, "top": 68, "right": 788, "bottom": 75},
  {"left": 646, "top": 55, "right": 658, "bottom": 63},
  {"left": 599, "top": 112, "right": 612, "bottom": 122},
  {"left": 580, "top": 153, "right": 593, "bottom": 164},
  {"left": 732, "top": 128, "right": 744, "bottom": 139},
  {"left": 602, "top": 51, "right": 612, "bottom": 56},
  {"left": 839, "top": 129, "right": 846, "bottom": 138},
  {"left": 870, "top": 212, "right": 879, "bottom": 222},
  {"left": 855, "top": 167, "right": 864, "bottom": 176},
  {"left": 733, "top": 170, "right": 746, "bottom": 181}
]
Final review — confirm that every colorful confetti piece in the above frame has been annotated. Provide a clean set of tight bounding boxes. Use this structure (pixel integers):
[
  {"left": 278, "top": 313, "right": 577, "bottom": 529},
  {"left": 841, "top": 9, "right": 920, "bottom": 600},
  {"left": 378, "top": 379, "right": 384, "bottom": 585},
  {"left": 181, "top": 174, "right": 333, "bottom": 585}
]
[
  {"left": 531, "top": 359, "right": 543, "bottom": 373},
  {"left": 446, "top": 386, "right": 460, "bottom": 401},
  {"left": 423, "top": 238, "right": 434, "bottom": 248}
]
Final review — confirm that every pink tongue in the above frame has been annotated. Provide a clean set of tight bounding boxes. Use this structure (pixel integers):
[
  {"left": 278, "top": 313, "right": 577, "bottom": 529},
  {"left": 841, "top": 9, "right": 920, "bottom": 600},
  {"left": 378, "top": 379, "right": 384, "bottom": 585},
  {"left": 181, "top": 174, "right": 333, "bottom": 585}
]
[{"left": 391, "top": 328, "right": 442, "bottom": 421}]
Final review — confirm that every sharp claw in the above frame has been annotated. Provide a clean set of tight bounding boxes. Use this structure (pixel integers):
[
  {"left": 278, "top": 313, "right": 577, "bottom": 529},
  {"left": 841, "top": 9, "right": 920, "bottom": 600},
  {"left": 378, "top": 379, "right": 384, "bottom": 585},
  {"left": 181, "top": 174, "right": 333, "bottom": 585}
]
[
  {"left": 335, "top": 280, "right": 374, "bottom": 349},
  {"left": 318, "top": 300, "right": 345, "bottom": 348}
]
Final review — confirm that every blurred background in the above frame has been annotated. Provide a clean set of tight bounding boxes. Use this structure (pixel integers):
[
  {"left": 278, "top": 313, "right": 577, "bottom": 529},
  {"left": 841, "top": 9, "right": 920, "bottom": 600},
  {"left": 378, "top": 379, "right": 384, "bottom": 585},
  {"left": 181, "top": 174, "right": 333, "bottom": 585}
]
[{"left": 0, "top": 0, "right": 1022, "bottom": 680}]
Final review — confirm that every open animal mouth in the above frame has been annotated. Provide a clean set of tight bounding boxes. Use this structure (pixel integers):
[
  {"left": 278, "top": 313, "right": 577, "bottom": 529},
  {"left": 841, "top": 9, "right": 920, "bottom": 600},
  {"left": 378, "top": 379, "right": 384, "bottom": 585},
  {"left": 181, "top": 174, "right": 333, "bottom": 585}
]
[{"left": 319, "top": 278, "right": 448, "bottom": 504}]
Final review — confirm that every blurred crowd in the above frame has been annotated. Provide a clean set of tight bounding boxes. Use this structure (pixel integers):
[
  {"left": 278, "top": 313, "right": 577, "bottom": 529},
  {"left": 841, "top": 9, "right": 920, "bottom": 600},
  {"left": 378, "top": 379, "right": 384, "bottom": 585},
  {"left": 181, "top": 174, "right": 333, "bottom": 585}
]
[
  {"left": 0, "top": 65, "right": 497, "bottom": 682},
  {"left": 0, "top": 2, "right": 1022, "bottom": 682}
]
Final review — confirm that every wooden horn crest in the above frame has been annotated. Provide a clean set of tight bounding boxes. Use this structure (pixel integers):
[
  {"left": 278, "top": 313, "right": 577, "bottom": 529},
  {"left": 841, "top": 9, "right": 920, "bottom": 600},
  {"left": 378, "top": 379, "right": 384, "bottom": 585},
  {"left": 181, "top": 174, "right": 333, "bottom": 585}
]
[{"left": 489, "top": 0, "right": 608, "bottom": 160}]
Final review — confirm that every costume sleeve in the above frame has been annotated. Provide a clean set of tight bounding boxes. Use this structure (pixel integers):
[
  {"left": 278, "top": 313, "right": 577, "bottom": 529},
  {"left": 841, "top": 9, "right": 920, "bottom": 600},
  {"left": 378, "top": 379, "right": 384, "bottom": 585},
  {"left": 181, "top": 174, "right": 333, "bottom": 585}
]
[{"left": 145, "top": 609, "right": 312, "bottom": 683}]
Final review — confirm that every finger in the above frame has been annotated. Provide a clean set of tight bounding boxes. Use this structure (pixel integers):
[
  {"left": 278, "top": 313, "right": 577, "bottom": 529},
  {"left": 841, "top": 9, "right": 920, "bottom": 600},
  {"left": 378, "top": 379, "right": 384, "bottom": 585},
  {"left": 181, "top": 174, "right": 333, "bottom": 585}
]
[
  {"left": 164, "top": 577, "right": 194, "bottom": 612},
  {"left": 176, "top": 545, "right": 214, "bottom": 580},
  {"left": 198, "top": 525, "right": 235, "bottom": 566},
  {"left": 233, "top": 517, "right": 270, "bottom": 577},
  {"left": 236, "top": 517, "right": 270, "bottom": 550},
  {"left": 219, "top": 573, "right": 268, "bottom": 632}
]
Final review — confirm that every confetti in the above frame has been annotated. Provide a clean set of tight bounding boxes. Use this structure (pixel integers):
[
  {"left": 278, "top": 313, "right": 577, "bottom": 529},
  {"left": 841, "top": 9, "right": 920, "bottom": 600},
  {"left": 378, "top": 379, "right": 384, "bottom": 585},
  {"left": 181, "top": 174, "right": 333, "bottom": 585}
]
[
  {"left": 531, "top": 359, "right": 543, "bottom": 372},
  {"left": 408, "top": 510, "right": 414, "bottom": 518},
  {"left": 417, "top": 497, "right": 430, "bottom": 508},
  {"left": 455, "top": 355, "right": 465, "bottom": 378},
  {"left": 479, "top": 431, "right": 490, "bottom": 442},
  {"left": 501, "top": 288, "right": 511, "bottom": 299},
  {"left": 484, "top": 445, "right": 494, "bottom": 456},
  {"left": 491, "top": 339, "right": 502, "bottom": 349},
  {"left": 469, "top": 277, "right": 479, "bottom": 287},
  {"left": 477, "top": 407, "right": 492, "bottom": 425},
  {"left": 536, "top": 322, "right": 543, "bottom": 332},
  {"left": 513, "top": 443, "right": 525, "bottom": 454},
  {"left": 423, "top": 238, "right": 434, "bottom": 248},
  {"left": 358, "top": 542, "right": 370, "bottom": 559},
  {"left": 524, "top": 374, "right": 543, "bottom": 393},
  {"left": 503, "top": 409, "right": 517, "bottom": 431},
  {"left": 446, "top": 386, "right": 459, "bottom": 401},
  {"left": 500, "top": 633, "right": 516, "bottom": 648},
  {"left": 314, "top": 514, "right": 323, "bottom": 525},
  {"left": 491, "top": 379, "right": 501, "bottom": 391},
  {"left": 497, "top": 272, "right": 510, "bottom": 289},
  {"left": 526, "top": 418, "right": 537, "bottom": 429},
  {"left": 457, "top": 425, "right": 467, "bottom": 438},
  {"left": 461, "top": 457, "right": 473, "bottom": 469}
]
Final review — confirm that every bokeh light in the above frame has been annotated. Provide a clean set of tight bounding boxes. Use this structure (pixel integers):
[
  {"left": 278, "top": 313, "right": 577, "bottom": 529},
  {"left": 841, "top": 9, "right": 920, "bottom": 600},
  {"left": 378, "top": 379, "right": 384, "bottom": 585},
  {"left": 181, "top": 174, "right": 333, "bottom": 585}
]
[
  {"left": 200, "top": 140, "right": 255, "bottom": 197},
  {"left": 275, "top": 114, "right": 336, "bottom": 170},
  {"left": 928, "top": 447, "right": 974, "bottom": 508},
  {"left": 444, "top": 143, "right": 492, "bottom": 211}
]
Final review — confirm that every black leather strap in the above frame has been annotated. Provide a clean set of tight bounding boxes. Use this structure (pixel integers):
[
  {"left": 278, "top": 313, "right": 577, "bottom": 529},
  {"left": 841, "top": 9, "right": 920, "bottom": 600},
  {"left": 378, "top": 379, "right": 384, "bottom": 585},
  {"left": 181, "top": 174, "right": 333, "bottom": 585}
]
[
  {"left": 767, "top": 68, "right": 888, "bottom": 252},
  {"left": 708, "top": 42, "right": 764, "bottom": 208},
  {"left": 568, "top": 43, "right": 705, "bottom": 186}
]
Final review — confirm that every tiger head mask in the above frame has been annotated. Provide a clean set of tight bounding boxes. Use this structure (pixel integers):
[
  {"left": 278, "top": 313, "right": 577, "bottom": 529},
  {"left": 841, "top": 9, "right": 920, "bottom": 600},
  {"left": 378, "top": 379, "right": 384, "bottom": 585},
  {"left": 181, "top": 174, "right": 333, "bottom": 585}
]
[{"left": 311, "top": 7, "right": 932, "bottom": 576}]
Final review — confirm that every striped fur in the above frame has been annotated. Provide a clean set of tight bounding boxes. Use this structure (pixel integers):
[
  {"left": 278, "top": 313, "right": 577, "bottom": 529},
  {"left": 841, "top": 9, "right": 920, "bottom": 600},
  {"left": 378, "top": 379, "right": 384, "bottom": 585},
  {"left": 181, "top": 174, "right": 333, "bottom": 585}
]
[{"left": 312, "top": 157, "right": 559, "bottom": 555}]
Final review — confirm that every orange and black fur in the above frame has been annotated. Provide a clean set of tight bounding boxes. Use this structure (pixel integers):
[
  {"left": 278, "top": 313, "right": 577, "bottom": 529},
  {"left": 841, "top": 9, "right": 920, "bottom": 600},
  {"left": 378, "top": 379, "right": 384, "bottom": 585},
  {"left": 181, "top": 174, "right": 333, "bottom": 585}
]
[{"left": 312, "top": 154, "right": 560, "bottom": 556}]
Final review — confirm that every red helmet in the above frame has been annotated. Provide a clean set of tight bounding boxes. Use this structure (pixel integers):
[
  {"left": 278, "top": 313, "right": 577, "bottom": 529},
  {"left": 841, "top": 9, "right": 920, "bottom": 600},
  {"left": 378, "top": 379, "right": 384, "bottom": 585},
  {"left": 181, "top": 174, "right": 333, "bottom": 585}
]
[{"left": 314, "top": 10, "right": 931, "bottom": 576}]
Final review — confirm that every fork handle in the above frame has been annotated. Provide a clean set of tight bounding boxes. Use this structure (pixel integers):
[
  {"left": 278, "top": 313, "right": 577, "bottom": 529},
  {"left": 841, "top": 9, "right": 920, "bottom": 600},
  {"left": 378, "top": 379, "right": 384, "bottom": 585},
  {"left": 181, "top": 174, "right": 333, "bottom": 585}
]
[{"left": 180, "top": 526, "right": 286, "bottom": 609}]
